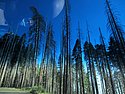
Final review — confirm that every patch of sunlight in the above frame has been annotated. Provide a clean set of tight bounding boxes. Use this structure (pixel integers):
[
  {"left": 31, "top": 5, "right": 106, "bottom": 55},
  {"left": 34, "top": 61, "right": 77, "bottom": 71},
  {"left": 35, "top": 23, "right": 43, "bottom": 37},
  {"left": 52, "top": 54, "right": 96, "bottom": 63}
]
[{"left": 0, "top": 88, "right": 29, "bottom": 92}]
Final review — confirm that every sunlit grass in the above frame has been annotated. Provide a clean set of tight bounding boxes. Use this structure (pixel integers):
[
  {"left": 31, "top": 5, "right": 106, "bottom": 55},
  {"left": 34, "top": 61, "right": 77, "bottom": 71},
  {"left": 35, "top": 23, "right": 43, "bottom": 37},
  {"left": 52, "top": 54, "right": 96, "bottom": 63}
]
[
  {"left": 0, "top": 88, "right": 29, "bottom": 92},
  {"left": 0, "top": 87, "right": 50, "bottom": 94}
]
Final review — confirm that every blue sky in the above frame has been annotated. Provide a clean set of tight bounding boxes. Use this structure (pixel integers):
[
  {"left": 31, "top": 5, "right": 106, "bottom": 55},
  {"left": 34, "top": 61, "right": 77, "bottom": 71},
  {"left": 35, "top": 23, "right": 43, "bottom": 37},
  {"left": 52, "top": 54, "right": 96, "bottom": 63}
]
[
  {"left": 0, "top": 0, "right": 125, "bottom": 61},
  {"left": 52, "top": 0, "right": 125, "bottom": 58}
]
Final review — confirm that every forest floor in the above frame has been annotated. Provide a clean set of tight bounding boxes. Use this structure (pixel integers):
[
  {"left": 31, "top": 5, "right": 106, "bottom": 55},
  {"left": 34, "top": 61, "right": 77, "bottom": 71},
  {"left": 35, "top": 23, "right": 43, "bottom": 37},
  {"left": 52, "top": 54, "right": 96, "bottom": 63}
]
[{"left": 0, "top": 88, "right": 31, "bottom": 94}]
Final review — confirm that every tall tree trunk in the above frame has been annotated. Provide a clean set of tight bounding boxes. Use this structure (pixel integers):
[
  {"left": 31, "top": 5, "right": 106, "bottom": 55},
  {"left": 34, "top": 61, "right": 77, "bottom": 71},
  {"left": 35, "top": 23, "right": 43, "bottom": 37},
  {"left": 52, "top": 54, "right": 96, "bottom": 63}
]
[{"left": 99, "top": 27, "right": 116, "bottom": 94}]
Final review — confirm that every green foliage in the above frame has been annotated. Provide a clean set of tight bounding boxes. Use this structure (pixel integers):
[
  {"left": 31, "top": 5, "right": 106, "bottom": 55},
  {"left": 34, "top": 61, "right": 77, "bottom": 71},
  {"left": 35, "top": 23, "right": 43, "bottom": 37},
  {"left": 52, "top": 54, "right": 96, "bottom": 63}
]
[{"left": 30, "top": 86, "right": 46, "bottom": 94}]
